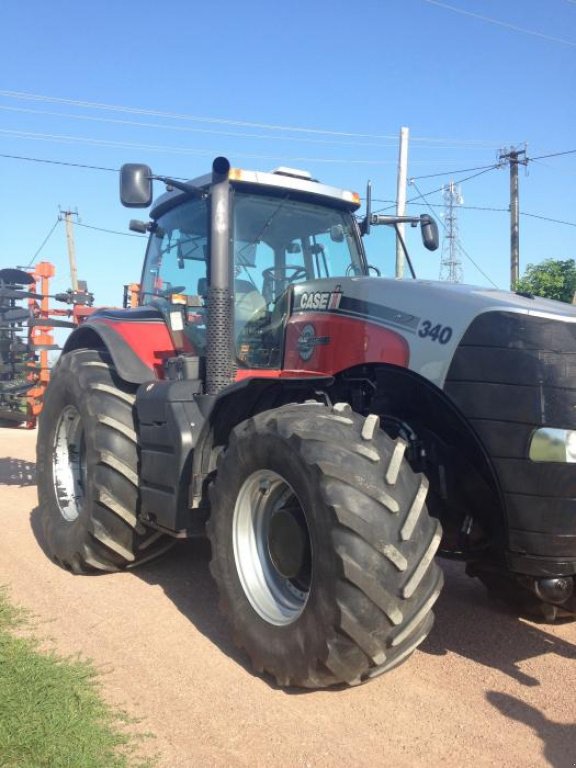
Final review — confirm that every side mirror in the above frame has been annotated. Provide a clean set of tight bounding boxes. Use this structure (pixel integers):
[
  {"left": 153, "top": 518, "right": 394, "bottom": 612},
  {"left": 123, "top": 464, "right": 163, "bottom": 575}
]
[
  {"left": 420, "top": 215, "right": 439, "bottom": 251},
  {"left": 120, "top": 164, "right": 153, "bottom": 208},
  {"left": 330, "top": 225, "right": 345, "bottom": 243}
]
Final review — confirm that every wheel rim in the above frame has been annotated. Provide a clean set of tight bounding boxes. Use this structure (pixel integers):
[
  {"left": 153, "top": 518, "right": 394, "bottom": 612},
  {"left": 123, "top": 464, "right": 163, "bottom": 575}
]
[
  {"left": 52, "top": 404, "right": 86, "bottom": 522},
  {"left": 233, "top": 469, "right": 312, "bottom": 626}
]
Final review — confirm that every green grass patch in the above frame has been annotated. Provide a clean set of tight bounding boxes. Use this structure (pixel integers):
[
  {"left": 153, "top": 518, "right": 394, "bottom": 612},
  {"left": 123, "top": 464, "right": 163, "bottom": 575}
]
[{"left": 0, "top": 589, "right": 155, "bottom": 768}]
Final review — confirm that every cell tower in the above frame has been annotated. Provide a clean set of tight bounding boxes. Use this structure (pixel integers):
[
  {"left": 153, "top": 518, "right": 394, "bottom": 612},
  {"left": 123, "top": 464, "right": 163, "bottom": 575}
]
[{"left": 439, "top": 181, "right": 463, "bottom": 283}]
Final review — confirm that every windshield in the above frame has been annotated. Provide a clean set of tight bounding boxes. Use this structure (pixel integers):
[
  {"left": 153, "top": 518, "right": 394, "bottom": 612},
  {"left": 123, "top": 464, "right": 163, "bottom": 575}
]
[{"left": 233, "top": 193, "right": 365, "bottom": 300}]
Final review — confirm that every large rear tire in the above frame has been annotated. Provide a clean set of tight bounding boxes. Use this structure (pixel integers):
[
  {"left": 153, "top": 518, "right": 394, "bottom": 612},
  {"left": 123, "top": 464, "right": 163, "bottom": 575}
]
[
  {"left": 208, "top": 402, "right": 444, "bottom": 688},
  {"left": 36, "top": 348, "right": 170, "bottom": 573}
]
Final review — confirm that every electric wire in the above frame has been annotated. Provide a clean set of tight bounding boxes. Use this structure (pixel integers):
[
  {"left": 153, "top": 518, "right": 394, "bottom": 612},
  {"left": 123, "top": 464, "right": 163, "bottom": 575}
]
[
  {"left": 2, "top": 152, "right": 575, "bottom": 232},
  {"left": 422, "top": 0, "right": 576, "bottom": 47},
  {"left": 528, "top": 148, "right": 576, "bottom": 161},
  {"left": 0, "top": 90, "right": 503, "bottom": 145},
  {"left": 409, "top": 179, "right": 499, "bottom": 288},
  {"left": 0, "top": 128, "right": 408, "bottom": 165},
  {"left": 0, "top": 105, "right": 493, "bottom": 152},
  {"left": 0, "top": 152, "right": 117, "bottom": 172},
  {"left": 75, "top": 221, "right": 145, "bottom": 238},
  {"left": 26, "top": 219, "right": 61, "bottom": 267},
  {"left": 520, "top": 211, "right": 576, "bottom": 228},
  {"left": 409, "top": 163, "right": 500, "bottom": 181},
  {"left": 373, "top": 165, "right": 501, "bottom": 214}
]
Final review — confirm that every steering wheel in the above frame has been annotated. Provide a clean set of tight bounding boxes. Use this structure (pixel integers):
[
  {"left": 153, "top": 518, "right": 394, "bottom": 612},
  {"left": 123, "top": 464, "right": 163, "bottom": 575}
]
[
  {"left": 157, "top": 284, "right": 186, "bottom": 297},
  {"left": 261, "top": 265, "right": 308, "bottom": 304},
  {"left": 262, "top": 266, "right": 308, "bottom": 283}
]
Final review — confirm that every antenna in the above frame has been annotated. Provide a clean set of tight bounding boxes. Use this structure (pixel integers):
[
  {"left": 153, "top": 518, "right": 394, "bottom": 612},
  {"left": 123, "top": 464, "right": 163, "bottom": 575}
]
[{"left": 439, "top": 182, "right": 463, "bottom": 283}]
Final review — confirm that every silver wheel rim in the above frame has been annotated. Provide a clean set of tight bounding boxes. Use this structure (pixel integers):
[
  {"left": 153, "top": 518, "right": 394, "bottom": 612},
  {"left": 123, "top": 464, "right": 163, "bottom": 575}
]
[
  {"left": 233, "top": 469, "right": 312, "bottom": 626},
  {"left": 52, "top": 404, "right": 86, "bottom": 522}
]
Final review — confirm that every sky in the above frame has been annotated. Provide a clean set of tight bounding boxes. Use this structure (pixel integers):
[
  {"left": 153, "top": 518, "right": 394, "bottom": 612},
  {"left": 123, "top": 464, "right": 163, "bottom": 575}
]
[{"left": 0, "top": 0, "right": 575, "bottom": 308}]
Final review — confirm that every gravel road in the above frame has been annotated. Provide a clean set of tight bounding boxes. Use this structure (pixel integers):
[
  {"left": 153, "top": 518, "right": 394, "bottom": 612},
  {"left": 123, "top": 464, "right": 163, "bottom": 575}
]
[{"left": 1, "top": 427, "right": 575, "bottom": 768}]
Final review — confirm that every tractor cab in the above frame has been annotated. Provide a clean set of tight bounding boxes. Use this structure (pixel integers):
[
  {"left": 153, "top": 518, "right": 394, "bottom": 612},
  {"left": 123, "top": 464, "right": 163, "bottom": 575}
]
[{"left": 125, "top": 160, "right": 367, "bottom": 373}]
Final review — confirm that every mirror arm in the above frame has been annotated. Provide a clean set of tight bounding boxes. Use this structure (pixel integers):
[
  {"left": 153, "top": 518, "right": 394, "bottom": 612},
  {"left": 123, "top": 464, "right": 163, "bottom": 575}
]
[
  {"left": 153, "top": 176, "right": 204, "bottom": 198},
  {"left": 360, "top": 180, "right": 372, "bottom": 237},
  {"left": 370, "top": 214, "right": 421, "bottom": 226}
]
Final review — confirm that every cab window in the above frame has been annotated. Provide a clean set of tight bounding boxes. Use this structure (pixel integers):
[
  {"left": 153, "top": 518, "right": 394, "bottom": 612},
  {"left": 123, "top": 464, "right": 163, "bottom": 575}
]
[
  {"left": 140, "top": 198, "right": 208, "bottom": 302},
  {"left": 232, "top": 192, "right": 364, "bottom": 368}
]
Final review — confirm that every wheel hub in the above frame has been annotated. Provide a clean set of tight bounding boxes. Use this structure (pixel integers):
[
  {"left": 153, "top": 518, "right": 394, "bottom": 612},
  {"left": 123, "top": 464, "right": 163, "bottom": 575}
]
[
  {"left": 267, "top": 507, "right": 308, "bottom": 580},
  {"left": 233, "top": 469, "right": 312, "bottom": 626},
  {"left": 52, "top": 404, "right": 86, "bottom": 522}
]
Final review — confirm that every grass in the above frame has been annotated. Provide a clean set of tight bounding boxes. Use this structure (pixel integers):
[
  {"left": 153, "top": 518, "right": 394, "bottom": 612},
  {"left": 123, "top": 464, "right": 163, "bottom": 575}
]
[{"left": 0, "top": 589, "right": 155, "bottom": 768}]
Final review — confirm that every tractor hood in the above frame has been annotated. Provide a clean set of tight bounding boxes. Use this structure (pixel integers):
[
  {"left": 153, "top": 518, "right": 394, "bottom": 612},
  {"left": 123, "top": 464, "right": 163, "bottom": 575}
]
[{"left": 291, "top": 277, "right": 576, "bottom": 388}]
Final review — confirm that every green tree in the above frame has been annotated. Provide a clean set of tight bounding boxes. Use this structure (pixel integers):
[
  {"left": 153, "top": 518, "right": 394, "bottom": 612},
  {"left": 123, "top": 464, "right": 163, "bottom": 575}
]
[{"left": 515, "top": 258, "right": 576, "bottom": 303}]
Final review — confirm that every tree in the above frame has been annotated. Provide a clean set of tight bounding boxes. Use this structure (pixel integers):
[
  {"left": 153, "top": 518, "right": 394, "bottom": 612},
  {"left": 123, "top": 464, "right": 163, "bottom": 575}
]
[{"left": 515, "top": 259, "right": 576, "bottom": 303}]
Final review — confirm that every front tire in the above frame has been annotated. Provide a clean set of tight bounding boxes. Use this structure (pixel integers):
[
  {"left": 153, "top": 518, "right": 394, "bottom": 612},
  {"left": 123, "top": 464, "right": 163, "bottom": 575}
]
[
  {"left": 36, "top": 348, "right": 170, "bottom": 573},
  {"left": 208, "top": 402, "right": 443, "bottom": 688}
]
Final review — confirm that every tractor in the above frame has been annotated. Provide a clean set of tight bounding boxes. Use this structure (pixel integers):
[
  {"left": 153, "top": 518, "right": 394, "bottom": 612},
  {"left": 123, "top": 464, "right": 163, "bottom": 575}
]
[{"left": 36, "top": 157, "right": 576, "bottom": 688}]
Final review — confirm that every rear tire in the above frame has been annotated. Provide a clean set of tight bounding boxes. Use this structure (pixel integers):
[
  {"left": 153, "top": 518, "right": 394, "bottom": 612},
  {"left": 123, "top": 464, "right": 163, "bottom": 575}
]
[
  {"left": 36, "top": 348, "right": 171, "bottom": 573},
  {"left": 208, "top": 402, "right": 443, "bottom": 688}
]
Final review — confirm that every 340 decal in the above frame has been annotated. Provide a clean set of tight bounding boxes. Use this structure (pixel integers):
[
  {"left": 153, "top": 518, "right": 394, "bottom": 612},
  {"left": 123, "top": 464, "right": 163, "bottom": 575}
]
[{"left": 418, "top": 320, "right": 453, "bottom": 344}]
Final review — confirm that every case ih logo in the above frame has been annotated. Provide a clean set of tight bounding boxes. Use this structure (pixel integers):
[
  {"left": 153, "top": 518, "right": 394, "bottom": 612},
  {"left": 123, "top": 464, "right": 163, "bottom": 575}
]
[
  {"left": 297, "top": 324, "right": 330, "bottom": 361},
  {"left": 297, "top": 287, "right": 342, "bottom": 312}
]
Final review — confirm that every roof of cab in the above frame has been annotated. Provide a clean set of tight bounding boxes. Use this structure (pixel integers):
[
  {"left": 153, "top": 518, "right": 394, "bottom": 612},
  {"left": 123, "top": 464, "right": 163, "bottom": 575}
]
[{"left": 150, "top": 165, "right": 361, "bottom": 220}]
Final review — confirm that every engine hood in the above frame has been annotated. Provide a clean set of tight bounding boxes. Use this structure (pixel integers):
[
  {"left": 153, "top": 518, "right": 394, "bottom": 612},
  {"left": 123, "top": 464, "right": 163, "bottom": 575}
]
[{"left": 291, "top": 277, "right": 576, "bottom": 387}]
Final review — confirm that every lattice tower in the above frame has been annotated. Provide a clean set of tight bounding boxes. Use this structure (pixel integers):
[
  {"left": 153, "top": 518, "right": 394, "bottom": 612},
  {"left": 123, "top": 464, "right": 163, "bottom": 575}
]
[{"left": 439, "top": 181, "right": 463, "bottom": 283}]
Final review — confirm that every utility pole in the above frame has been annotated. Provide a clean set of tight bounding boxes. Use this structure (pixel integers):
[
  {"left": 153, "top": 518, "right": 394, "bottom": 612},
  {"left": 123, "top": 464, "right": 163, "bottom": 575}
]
[
  {"left": 59, "top": 208, "right": 79, "bottom": 292},
  {"left": 395, "top": 127, "right": 409, "bottom": 278},
  {"left": 499, "top": 148, "right": 528, "bottom": 289}
]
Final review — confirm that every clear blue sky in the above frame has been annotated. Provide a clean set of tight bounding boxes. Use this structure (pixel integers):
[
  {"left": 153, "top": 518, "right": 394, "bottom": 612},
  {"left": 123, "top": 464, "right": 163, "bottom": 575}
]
[{"left": 0, "top": 0, "right": 574, "bottom": 306}]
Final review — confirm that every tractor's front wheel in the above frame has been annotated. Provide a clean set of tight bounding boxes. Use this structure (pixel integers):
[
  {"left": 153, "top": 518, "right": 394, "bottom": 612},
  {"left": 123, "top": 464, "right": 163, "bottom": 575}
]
[
  {"left": 208, "top": 402, "right": 444, "bottom": 688},
  {"left": 36, "top": 348, "right": 170, "bottom": 573}
]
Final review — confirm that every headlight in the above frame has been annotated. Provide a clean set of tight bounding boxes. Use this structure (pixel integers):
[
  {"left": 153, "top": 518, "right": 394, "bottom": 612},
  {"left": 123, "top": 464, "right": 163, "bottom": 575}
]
[{"left": 529, "top": 428, "right": 576, "bottom": 463}]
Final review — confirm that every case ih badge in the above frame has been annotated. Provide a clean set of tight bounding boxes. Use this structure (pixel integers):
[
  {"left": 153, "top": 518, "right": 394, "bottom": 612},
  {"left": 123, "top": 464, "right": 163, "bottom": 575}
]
[
  {"left": 296, "top": 286, "right": 343, "bottom": 311},
  {"left": 296, "top": 323, "right": 330, "bottom": 361}
]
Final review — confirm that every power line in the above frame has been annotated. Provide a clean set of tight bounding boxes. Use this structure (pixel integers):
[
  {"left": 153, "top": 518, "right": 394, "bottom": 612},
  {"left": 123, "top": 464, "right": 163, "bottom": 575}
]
[
  {"left": 372, "top": 164, "right": 501, "bottom": 214},
  {"left": 528, "top": 148, "right": 576, "bottom": 161},
  {"left": 0, "top": 152, "right": 117, "bottom": 172},
  {"left": 521, "top": 211, "right": 576, "bottom": 228},
  {"left": 75, "top": 221, "right": 145, "bottom": 238},
  {"left": 410, "top": 179, "right": 499, "bottom": 287},
  {"left": 0, "top": 128, "right": 405, "bottom": 165},
  {"left": 0, "top": 105, "right": 497, "bottom": 152},
  {"left": 409, "top": 163, "right": 499, "bottom": 181},
  {"left": 26, "top": 219, "right": 61, "bottom": 267},
  {"left": 0, "top": 89, "right": 504, "bottom": 146},
  {"left": 0, "top": 130, "right": 488, "bottom": 167},
  {"left": 3, "top": 151, "right": 575, "bottom": 231},
  {"left": 422, "top": 0, "right": 576, "bottom": 47}
]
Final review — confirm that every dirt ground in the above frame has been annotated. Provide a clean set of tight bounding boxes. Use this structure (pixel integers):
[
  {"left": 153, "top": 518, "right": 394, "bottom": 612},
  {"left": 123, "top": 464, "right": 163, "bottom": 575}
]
[{"left": 0, "top": 427, "right": 575, "bottom": 768}]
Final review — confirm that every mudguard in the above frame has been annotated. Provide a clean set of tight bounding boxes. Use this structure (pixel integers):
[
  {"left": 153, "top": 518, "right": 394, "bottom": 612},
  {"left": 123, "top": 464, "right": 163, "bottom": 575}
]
[{"left": 62, "top": 307, "right": 176, "bottom": 384}]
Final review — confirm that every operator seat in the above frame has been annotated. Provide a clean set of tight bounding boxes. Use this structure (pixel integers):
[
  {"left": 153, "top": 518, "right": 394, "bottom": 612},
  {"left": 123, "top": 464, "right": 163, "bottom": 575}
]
[
  {"left": 197, "top": 277, "right": 266, "bottom": 323},
  {"left": 233, "top": 279, "right": 267, "bottom": 322}
]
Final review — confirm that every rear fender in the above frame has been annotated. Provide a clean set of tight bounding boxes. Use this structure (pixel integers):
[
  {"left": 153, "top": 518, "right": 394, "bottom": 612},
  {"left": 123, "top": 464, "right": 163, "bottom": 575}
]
[{"left": 62, "top": 313, "right": 176, "bottom": 383}]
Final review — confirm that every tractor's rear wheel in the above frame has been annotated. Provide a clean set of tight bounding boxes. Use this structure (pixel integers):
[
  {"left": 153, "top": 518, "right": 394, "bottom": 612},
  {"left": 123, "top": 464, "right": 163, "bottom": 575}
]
[
  {"left": 36, "top": 348, "right": 171, "bottom": 573},
  {"left": 208, "top": 402, "right": 444, "bottom": 688}
]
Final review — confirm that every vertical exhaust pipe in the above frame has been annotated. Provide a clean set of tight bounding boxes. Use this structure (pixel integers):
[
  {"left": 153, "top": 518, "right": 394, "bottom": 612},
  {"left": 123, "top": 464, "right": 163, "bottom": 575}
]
[{"left": 206, "top": 156, "right": 235, "bottom": 395}]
